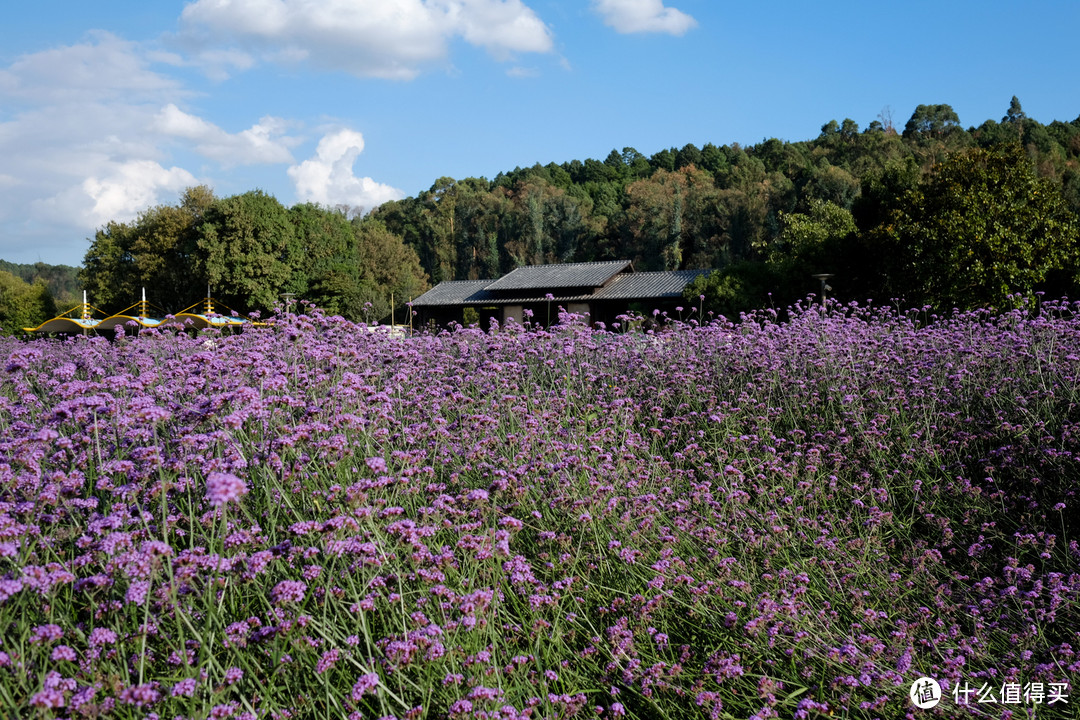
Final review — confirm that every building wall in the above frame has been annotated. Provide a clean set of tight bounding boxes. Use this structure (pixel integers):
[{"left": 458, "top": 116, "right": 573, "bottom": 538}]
[
  {"left": 502, "top": 305, "right": 523, "bottom": 325},
  {"left": 566, "top": 302, "right": 591, "bottom": 320}
]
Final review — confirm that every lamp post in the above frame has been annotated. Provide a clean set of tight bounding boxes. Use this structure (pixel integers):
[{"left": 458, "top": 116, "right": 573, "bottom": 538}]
[
  {"left": 811, "top": 274, "right": 833, "bottom": 308},
  {"left": 280, "top": 292, "right": 296, "bottom": 315}
]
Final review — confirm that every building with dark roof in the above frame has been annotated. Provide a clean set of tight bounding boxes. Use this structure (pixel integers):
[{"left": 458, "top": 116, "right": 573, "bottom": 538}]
[{"left": 410, "top": 261, "right": 709, "bottom": 329}]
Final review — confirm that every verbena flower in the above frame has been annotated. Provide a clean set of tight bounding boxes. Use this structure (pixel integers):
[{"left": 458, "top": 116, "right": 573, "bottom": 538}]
[
  {"left": 119, "top": 683, "right": 160, "bottom": 708},
  {"left": 171, "top": 678, "right": 197, "bottom": 698},
  {"left": 205, "top": 471, "right": 248, "bottom": 507},
  {"left": 271, "top": 580, "right": 307, "bottom": 605},
  {"left": 29, "top": 689, "right": 65, "bottom": 709},
  {"left": 87, "top": 627, "right": 117, "bottom": 647},
  {"left": 351, "top": 673, "right": 380, "bottom": 700},
  {"left": 223, "top": 667, "right": 243, "bottom": 685},
  {"left": 50, "top": 645, "right": 77, "bottom": 662}
]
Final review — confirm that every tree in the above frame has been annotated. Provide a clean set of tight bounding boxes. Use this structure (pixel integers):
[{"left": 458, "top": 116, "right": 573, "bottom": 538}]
[
  {"left": 1003, "top": 96, "right": 1027, "bottom": 124},
  {"left": 504, "top": 178, "right": 592, "bottom": 268},
  {"left": 699, "top": 143, "right": 729, "bottom": 176},
  {"left": 0, "top": 271, "right": 56, "bottom": 335},
  {"left": 419, "top": 177, "right": 460, "bottom": 284},
  {"left": 684, "top": 261, "right": 781, "bottom": 319},
  {"left": 819, "top": 120, "right": 840, "bottom": 139},
  {"left": 603, "top": 149, "right": 627, "bottom": 181},
  {"left": 80, "top": 186, "right": 215, "bottom": 313},
  {"left": 451, "top": 178, "right": 509, "bottom": 280},
  {"left": 839, "top": 118, "right": 860, "bottom": 142},
  {"left": 289, "top": 203, "right": 356, "bottom": 311},
  {"left": 903, "top": 104, "right": 962, "bottom": 139},
  {"left": 774, "top": 199, "right": 856, "bottom": 263},
  {"left": 675, "top": 143, "right": 702, "bottom": 170},
  {"left": 853, "top": 157, "right": 921, "bottom": 231},
  {"left": 348, "top": 219, "right": 429, "bottom": 322},
  {"left": 717, "top": 157, "right": 795, "bottom": 263},
  {"left": 688, "top": 199, "right": 857, "bottom": 317},
  {"left": 132, "top": 186, "right": 214, "bottom": 309},
  {"left": 621, "top": 147, "right": 652, "bottom": 179},
  {"left": 880, "top": 145, "right": 1079, "bottom": 308},
  {"left": 0, "top": 261, "right": 80, "bottom": 308},
  {"left": 624, "top": 166, "right": 721, "bottom": 270},
  {"left": 877, "top": 106, "right": 898, "bottom": 136},
  {"left": 649, "top": 148, "right": 676, "bottom": 173},
  {"left": 196, "top": 190, "right": 300, "bottom": 312},
  {"left": 804, "top": 164, "right": 860, "bottom": 209},
  {"left": 81, "top": 220, "right": 139, "bottom": 311}
]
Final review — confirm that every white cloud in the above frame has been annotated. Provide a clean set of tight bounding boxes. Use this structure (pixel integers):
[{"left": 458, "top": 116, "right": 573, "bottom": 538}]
[
  {"left": 180, "top": 0, "right": 554, "bottom": 79},
  {"left": 189, "top": 49, "right": 258, "bottom": 82},
  {"left": 288, "top": 129, "right": 404, "bottom": 213},
  {"left": 506, "top": 66, "right": 539, "bottom": 78},
  {"left": 81, "top": 161, "right": 199, "bottom": 227},
  {"left": 445, "top": 0, "right": 554, "bottom": 57},
  {"left": 154, "top": 104, "right": 298, "bottom": 166},
  {"left": 592, "top": 0, "right": 697, "bottom": 35},
  {"left": 0, "top": 34, "right": 302, "bottom": 264},
  {"left": 0, "top": 31, "right": 184, "bottom": 104},
  {"left": 0, "top": 36, "right": 194, "bottom": 261}
]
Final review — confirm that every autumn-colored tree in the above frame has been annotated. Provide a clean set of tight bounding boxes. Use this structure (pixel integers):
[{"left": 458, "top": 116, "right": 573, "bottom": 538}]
[{"left": 622, "top": 166, "right": 722, "bottom": 270}]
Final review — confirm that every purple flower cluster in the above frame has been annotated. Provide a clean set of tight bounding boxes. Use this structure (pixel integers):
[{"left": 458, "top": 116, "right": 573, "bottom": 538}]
[
  {"left": 270, "top": 580, "right": 307, "bottom": 605},
  {"left": 206, "top": 471, "right": 248, "bottom": 507},
  {"left": 351, "top": 672, "right": 380, "bottom": 700},
  {"left": 1, "top": 300, "right": 1079, "bottom": 718}
]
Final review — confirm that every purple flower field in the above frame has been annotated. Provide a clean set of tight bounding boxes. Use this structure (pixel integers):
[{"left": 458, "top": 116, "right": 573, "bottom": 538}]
[{"left": 1, "top": 301, "right": 1078, "bottom": 719}]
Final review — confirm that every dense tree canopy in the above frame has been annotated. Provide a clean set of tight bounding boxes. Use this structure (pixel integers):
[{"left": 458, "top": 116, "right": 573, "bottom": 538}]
[
  {"left": 0, "top": 271, "right": 57, "bottom": 335},
  {"left": 81, "top": 186, "right": 212, "bottom": 312},
  {"left": 78, "top": 188, "right": 428, "bottom": 322},
  {"left": 57, "top": 98, "right": 1080, "bottom": 320},
  {"left": 878, "top": 145, "right": 1079, "bottom": 308},
  {"left": 197, "top": 190, "right": 301, "bottom": 311},
  {"left": 902, "top": 103, "right": 963, "bottom": 140},
  {"left": 366, "top": 97, "right": 1080, "bottom": 314},
  {"left": 0, "top": 260, "right": 79, "bottom": 309}
]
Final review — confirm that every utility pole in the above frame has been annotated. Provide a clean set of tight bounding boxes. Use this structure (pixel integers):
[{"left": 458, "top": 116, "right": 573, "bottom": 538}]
[{"left": 812, "top": 274, "right": 834, "bottom": 308}]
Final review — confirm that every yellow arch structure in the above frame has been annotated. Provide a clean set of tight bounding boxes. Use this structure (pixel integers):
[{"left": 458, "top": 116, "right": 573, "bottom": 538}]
[{"left": 23, "top": 290, "right": 266, "bottom": 335}]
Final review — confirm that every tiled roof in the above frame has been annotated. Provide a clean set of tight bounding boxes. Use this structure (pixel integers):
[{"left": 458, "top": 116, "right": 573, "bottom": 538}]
[
  {"left": 412, "top": 268, "right": 712, "bottom": 307},
  {"left": 410, "top": 280, "right": 494, "bottom": 306},
  {"left": 595, "top": 270, "right": 709, "bottom": 300},
  {"left": 483, "top": 260, "right": 631, "bottom": 291}
]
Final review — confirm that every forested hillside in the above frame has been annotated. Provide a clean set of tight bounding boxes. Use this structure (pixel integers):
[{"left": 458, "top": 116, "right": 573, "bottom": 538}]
[
  {"left": 0, "top": 260, "right": 79, "bottom": 308},
  {"left": 0, "top": 261, "right": 79, "bottom": 335},
  {"left": 49, "top": 97, "right": 1080, "bottom": 332},
  {"left": 372, "top": 98, "right": 1080, "bottom": 313}
]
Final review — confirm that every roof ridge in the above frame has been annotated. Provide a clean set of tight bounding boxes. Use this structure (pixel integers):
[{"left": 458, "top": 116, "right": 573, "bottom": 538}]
[{"left": 435, "top": 279, "right": 495, "bottom": 284}]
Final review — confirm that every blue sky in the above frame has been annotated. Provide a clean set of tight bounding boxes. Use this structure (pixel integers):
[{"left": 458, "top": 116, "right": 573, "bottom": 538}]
[{"left": 2, "top": 0, "right": 1078, "bottom": 266}]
